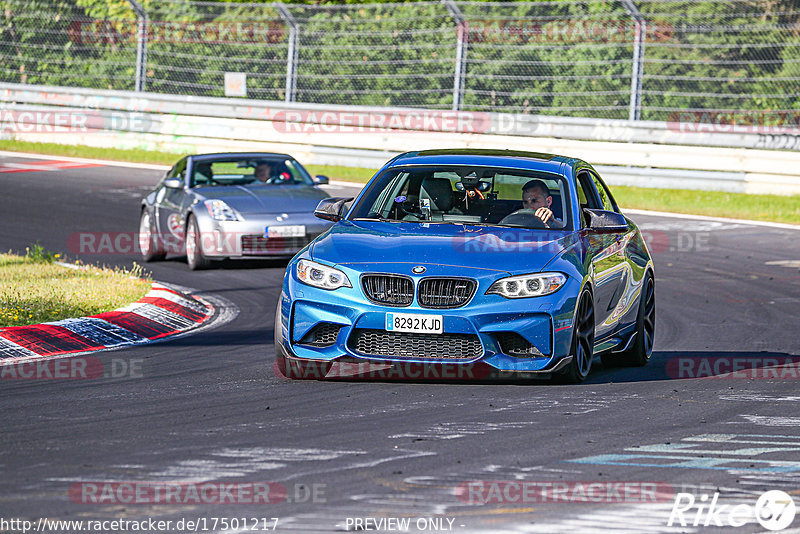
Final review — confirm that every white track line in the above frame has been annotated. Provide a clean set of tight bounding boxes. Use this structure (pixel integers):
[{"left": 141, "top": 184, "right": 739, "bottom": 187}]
[
  {"left": 625, "top": 208, "right": 800, "bottom": 231},
  {"left": 0, "top": 150, "right": 169, "bottom": 170}
]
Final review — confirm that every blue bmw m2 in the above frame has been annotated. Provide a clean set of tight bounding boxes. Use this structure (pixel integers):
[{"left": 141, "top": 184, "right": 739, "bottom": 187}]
[{"left": 275, "top": 149, "right": 655, "bottom": 383}]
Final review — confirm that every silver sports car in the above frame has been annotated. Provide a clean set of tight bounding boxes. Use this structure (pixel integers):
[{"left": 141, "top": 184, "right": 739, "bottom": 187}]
[{"left": 139, "top": 152, "right": 334, "bottom": 269}]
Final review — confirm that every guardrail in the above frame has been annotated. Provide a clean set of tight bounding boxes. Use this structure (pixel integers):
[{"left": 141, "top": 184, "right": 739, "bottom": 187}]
[{"left": 2, "top": 83, "right": 799, "bottom": 195}]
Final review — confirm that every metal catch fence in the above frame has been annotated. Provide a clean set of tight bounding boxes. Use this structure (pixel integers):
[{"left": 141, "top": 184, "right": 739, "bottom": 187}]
[{"left": 1, "top": 0, "right": 799, "bottom": 121}]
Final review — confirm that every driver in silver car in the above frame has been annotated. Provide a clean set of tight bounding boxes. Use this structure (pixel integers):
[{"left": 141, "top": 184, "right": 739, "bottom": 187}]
[
  {"left": 255, "top": 161, "right": 293, "bottom": 184},
  {"left": 254, "top": 162, "right": 274, "bottom": 183}
]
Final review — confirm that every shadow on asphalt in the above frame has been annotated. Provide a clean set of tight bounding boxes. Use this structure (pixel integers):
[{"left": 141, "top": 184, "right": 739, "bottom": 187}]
[
  {"left": 160, "top": 256, "right": 291, "bottom": 270},
  {"left": 587, "top": 350, "right": 800, "bottom": 384},
  {"left": 157, "top": 328, "right": 275, "bottom": 347}
]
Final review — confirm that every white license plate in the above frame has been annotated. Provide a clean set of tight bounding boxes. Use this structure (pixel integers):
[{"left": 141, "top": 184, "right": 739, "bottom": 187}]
[
  {"left": 265, "top": 225, "right": 305, "bottom": 238},
  {"left": 386, "top": 312, "right": 443, "bottom": 334}
]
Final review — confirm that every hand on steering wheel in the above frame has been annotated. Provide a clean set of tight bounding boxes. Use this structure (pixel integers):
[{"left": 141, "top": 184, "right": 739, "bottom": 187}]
[
  {"left": 534, "top": 207, "right": 555, "bottom": 225},
  {"left": 498, "top": 209, "right": 550, "bottom": 228}
]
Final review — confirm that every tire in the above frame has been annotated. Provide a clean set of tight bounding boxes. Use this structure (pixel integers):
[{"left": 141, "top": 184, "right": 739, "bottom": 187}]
[
  {"left": 274, "top": 298, "right": 288, "bottom": 376},
  {"left": 619, "top": 271, "right": 655, "bottom": 367},
  {"left": 557, "top": 289, "right": 595, "bottom": 384},
  {"left": 185, "top": 214, "right": 210, "bottom": 270},
  {"left": 139, "top": 209, "right": 165, "bottom": 262}
]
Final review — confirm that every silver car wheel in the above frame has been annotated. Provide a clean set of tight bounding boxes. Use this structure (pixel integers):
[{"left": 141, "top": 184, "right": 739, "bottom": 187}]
[
  {"left": 139, "top": 209, "right": 165, "bottom": 262},
  {"left": 186, "top": 219, "right": 197, "bottom": 263},
  {"left": 185, "top": 215, "right": 209, "bottom": 270},
  {"left": 139, "top": 211, "right": 153, "bottom": 256}
]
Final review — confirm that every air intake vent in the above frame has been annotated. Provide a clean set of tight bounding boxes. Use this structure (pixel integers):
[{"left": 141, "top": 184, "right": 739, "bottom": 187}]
[
  {"left": 348, "top": 329, "right": 482, "bottom": 360},
  {"left": 298, "top": 323, "right": 342, "bottom": 347},
  {"left": 361, "top": 274, "right": 414, "bottom": 307},
  {"left": 418, "top": 278, "right": 476, "bottom": 308},
  {"left": 495, "top": 332, "right": 545, "bottom": 357}
]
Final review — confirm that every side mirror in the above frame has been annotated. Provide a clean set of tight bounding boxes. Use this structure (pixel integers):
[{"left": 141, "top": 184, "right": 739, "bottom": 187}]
[
  {"left": 314, "top": 197, "right": 353, "bottom": 222},
  {"left": 164, "top": 178, "right": 183, "bottom": 189},
  {"left": 313, "top": 175, "right": 330, "bottom": 185},
  {"left": 583, "top": 208, "right": 628, "bottom": 233}
]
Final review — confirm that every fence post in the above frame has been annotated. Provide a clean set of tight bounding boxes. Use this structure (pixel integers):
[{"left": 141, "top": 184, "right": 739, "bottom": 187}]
[
  {"left": 125, "top": 0, "right": 148, "bottom": 92},
  {"left": 620, "top": 0, "right": 644, "bottom": 120},
  {"left": 443, "top": 0, "right": 467, "bottom": 111},
  {"left": 276, "top": 3, "right": 298, "bottom": 103}
]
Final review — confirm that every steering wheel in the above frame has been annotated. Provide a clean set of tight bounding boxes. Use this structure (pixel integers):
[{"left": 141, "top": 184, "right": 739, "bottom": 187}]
[
  {"left": 267, "top": 172, "right": 294, "bottom": 185},
  {"left": 398, "top": 199, "right": 427, "bottom": 220},
  {"left": 498, "top": 209, "right": 550, "bottom": 229}
]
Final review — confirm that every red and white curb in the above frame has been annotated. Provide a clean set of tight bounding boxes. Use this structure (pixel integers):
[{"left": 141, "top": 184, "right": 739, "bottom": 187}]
[{"left": 0, "top": 283, "right": 214, "bottom": 361}]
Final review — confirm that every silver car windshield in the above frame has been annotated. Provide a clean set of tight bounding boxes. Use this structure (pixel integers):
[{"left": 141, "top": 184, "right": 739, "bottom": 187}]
[
  {"left": 350, "top": 166, "right": 572, "bottom": 231},
  {"left": 191, "top": 158, "right": 313, "bottom": 187}
]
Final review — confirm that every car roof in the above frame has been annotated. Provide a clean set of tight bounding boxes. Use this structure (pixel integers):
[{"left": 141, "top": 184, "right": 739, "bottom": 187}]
[
  {"left": 189, "top": 152, "right": 294, "bottom": 162},
  {"left": 386, "top": 149, "right": 578, "bottom": 174}
]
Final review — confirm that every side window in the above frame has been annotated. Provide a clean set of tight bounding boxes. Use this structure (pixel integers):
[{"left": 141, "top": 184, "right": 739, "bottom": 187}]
[
  {"left": 575, "top": 171, "right": 601, "bottom": 211},
  {"left": 589, "top": 171, "right": 617, "bottom": 212},
  {"left": 171, "top": 158, "right": 187, "bottom": 183}
]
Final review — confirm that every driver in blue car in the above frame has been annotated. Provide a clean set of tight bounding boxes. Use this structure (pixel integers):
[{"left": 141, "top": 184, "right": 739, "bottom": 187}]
[{"left": 522, "top": 179, "right": 563, "bottom": 228}]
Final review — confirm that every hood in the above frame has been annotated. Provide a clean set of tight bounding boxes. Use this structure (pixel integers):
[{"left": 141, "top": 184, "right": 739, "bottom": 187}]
[
  {"left": 311, "top": 220, "right": 577, "bottom": 274},
  {"left": 195, "top": 185, "right": 329, "bottom": 214}
]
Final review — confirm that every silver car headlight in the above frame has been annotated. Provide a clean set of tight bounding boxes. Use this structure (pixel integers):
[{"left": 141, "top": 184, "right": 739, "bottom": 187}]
[
  {"left": 296, "top": 259, "right": 352, "bottom": 290},
  {"left": 205, "top": 199, "right": 240, "bottom": 221},
  {"left": 486, "top": 272, "right": 567, "bottom": 299}
]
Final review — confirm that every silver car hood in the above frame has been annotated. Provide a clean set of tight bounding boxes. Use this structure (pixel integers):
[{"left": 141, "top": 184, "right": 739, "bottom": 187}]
[{"left": 194, "top": 185, "right": 329, "bottom": 214}]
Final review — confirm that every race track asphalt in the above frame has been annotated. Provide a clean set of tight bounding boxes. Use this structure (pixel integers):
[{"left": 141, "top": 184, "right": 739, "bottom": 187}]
[{"left": 1, "top": 155, "right": 799, "bottom": 533}]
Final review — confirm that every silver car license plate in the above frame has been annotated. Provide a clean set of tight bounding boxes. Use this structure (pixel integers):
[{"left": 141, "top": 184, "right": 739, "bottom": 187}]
[{"left": 265, "top": 225, "right": 305, "bottom": 238}]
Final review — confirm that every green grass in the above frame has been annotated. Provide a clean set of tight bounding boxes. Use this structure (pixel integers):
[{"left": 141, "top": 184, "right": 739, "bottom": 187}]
[
  {"left": 0, "top": 139, "right": 186, "bottom": 166},
  {"left": 306, "top": 164, "right": 375, "bottom": 183},
  {"left": 0, "top": 247, "right": 152, "bottom": 327},
  {"left": 1, "top": 140, "right": 798, "bottom": 224}
]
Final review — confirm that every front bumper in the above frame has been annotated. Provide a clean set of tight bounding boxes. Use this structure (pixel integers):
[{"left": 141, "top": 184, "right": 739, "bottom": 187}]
[
  {"left": 278, "top": 265, "right": 581, "bottom": 374},
  {"left": 195, "top": 217, "right": 330, "bottom": 258}
]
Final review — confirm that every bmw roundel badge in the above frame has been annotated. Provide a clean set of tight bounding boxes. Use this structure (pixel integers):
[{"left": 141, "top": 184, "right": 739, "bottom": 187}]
[{"left": 412, "top": 266, "right": 426, "bottom": 274}]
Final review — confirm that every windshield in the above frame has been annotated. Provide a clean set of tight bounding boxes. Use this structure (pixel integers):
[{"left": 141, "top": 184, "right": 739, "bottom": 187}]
[
  {"left": 190, "top": 157, "right": 313, "bottom": 187},
  {"left": 349, "top": 165, "right": 572, "bottom": 230}
]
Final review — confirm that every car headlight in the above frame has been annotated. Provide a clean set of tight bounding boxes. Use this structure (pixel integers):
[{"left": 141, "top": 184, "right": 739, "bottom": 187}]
[
  {"left": 205, "top": 199, "right": 240, "bottom": 221},
  {"left": 296, "top": 259, "right": 352, "bottom": 290},
  {"left": 486, "top": 272, "right": 567, "bottom": 299}
]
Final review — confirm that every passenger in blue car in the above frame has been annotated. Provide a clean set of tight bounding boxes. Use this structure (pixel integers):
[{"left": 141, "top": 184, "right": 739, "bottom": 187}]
[{"left": 521, "top": 179, "right": 563, "bottom": 228}]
